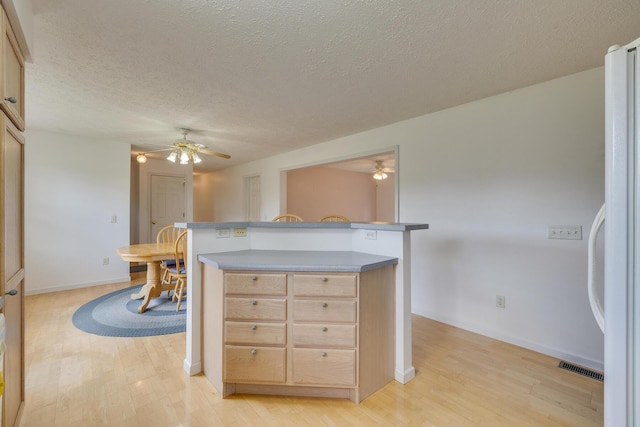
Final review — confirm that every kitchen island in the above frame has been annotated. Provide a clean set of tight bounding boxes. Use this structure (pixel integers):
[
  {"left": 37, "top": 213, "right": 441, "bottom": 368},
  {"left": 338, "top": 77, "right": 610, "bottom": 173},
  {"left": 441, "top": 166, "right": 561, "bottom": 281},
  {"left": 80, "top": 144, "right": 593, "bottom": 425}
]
[
  {"left": 199, "top": 249, "right": 398, "bottom": 403},
  {"left": 177, "top": 221, "right": 428, "bottom": 390}
]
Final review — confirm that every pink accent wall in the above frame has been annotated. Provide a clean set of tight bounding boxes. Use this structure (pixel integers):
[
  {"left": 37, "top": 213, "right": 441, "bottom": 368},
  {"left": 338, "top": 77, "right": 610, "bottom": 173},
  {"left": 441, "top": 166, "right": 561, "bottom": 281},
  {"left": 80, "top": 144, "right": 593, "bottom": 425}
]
[
  {"left": 286, "top": 166, "right": 377, "bottom": 222},
  {"left": 376, "top": 173, "right": 395, "bottom": 221}
]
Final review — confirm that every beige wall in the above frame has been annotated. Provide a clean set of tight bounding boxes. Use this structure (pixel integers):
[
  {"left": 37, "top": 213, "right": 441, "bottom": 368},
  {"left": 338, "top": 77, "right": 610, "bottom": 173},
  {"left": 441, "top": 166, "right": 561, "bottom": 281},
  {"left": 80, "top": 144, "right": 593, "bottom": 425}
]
[{"left": 286, "top": 166, "right": 376, "bottom": 222}]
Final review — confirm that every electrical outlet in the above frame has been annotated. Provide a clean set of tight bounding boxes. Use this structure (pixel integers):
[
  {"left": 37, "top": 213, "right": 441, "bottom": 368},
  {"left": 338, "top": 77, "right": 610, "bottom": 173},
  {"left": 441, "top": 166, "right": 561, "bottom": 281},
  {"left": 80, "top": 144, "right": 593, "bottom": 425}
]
[
  {"left": 365, "top": 230, "right": 377, "bottom": 240},
  {"left": 102, "top": 257, "right": 110, "bottom": 266},
  {"left": 215, "top": 228, "right": 231, "bottom": 238},
  {"left": 233, "top": 228, "right": 247, "bottom": 237},
  {"left": 496, "top": 295, "right": 505, "bottom": 309},
  {"left": 110, "top": 215, "right": 117, "bottom": 223},
  {"left": 548, "top": 225, "right": 582, "bottom": 240}
]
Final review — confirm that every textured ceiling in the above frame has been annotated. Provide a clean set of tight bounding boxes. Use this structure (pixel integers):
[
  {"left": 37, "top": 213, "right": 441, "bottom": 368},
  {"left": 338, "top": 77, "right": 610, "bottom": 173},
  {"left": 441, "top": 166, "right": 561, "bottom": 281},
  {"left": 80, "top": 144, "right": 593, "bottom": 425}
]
[{"left": 26, "top": 0, "right": 640, "bottom": 171}]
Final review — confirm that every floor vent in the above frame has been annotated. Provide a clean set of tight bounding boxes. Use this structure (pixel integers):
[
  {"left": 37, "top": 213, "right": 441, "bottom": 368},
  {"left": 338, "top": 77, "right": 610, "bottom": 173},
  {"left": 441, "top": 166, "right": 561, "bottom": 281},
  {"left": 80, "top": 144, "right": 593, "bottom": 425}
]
[{"left": 559, "top": 361, "right": 604, "bottom": 382}]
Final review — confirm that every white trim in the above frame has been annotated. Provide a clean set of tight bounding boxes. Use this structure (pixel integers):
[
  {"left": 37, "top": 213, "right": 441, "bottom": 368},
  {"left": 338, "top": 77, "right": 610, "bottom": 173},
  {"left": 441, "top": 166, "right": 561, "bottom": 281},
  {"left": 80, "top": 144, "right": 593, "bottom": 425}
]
[
  {"left": 420, "top": 310, "right": 605, "bottom": 372},
  {"left": 24, "top": 276, "right": 132, "bottom": 296},
  {"left": 395, "top": 367, "right": 416, "bottom": 384}
]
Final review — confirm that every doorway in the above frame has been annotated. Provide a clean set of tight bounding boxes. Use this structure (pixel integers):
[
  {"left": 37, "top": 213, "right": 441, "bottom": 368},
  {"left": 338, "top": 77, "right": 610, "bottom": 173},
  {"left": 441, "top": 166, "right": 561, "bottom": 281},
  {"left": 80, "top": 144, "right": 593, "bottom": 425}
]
[
  {"left": 150, "top": 175, "right": 186, "bottom": 240},
  {"left": 284, "top": 150, "right": 397, "bottom": 222},
  {"left": 245, "top": 175, "right": 261, "bottom": 221}
]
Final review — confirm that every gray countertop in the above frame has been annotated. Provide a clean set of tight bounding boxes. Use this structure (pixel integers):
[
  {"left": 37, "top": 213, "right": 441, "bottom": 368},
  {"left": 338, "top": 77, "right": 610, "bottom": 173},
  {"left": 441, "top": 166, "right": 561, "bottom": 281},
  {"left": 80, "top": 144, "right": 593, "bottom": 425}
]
[
  {"left": 178, "top": 221, "right": 428, "bottom": 232},
  {"left": 198, "top": 250, "right": 398, "bottom": 272}
]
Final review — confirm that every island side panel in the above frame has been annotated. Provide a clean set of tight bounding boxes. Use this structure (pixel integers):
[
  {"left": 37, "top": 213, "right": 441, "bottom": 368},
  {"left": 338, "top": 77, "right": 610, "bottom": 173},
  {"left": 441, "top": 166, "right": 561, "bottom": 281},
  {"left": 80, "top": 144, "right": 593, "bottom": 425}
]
[
  {"left": 357, "top": 264, "right": 396, "bottom": 402},
  {"left": 202, "top": 263, "right": 224, "bottom": 393}
]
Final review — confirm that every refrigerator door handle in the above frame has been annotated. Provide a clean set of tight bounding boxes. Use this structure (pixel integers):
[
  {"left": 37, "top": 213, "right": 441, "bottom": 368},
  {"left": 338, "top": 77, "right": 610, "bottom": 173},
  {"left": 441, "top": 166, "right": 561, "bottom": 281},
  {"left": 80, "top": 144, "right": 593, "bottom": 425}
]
[{"left": 588, "top": 203, "right": 605, "bottom": 332}]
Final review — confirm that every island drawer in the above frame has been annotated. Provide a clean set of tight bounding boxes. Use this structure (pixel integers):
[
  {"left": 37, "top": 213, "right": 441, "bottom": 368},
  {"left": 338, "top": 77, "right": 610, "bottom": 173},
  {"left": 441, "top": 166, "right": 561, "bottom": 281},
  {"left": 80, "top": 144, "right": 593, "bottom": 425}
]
[
  {"left": 293, "top": 324, "right": 356, "bottom": 348},
  {"left": 225, "top": 297, "right": 287, "bottom": 321},
  {"left": 293, "top": 300, "right": 356, "bottom": 323},
  {"left": 225, "top": 273, "right": 287, "bottom": 295},
  {"left": 224, "top": 346, "right": 286, "bottom": 383},
  {"left": 225, "top": 321, "right": 286, "bottom": 345},
  {"left": 292, "top": 348, "right": 356, "bottom": 386},
  {"left": 293, "top": 274, "right": 357, "bottom": 297}
]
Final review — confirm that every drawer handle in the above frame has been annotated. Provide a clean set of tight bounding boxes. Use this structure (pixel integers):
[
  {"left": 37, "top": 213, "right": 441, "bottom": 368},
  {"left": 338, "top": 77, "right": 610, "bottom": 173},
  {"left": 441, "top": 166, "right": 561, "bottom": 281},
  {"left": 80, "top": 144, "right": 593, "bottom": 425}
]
[
  {"left": 251, "top": 325, "right": 257, "bottom": 330},
  {"left": 4, "top": 96, "right": 17, "bottom": 104},
  {"left": 252, "top": 276, "right": 258, "bottom": 281},
  {"left": 251, "top": 349, "right": 257, "bottom": 355},
  {"left": 322, "top": 277, "right": 328, "bottom": 282},
  {"left": 321, "top": 352, "right": 327, "bottom": 357},
  {"left": 322, "top": 303, "right": 328, "bottom": 308},
  {"left": 252, "top": 300, "right": 258, "bottom": 305},
  {"left": 322, "top": 327, "right": 328, "bottom": 332}
]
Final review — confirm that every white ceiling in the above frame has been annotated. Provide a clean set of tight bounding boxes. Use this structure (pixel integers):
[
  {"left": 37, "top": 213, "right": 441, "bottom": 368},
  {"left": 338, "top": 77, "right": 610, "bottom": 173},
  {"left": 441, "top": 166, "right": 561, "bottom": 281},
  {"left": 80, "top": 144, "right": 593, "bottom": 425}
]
[{"left": 25, "top": 0, "right": 640, "bottom": 172}]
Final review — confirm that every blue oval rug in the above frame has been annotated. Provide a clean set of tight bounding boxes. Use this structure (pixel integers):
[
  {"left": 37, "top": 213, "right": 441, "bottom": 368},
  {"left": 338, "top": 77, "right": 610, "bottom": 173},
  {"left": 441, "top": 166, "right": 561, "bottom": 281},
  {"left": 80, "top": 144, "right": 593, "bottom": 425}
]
[{"left": 72, "top": 284, "right": 186, "bottom": 337}]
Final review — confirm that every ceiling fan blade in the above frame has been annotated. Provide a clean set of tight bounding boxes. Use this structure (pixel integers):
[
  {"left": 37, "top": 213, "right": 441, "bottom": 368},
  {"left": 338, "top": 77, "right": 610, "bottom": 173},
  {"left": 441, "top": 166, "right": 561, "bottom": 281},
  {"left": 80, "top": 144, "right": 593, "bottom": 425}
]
[
  {"left": 141, "top": 147, "right": 175, "bottom": 154},
  {"left": 199, "top": 148, "right": 231, "bottom": 159}
]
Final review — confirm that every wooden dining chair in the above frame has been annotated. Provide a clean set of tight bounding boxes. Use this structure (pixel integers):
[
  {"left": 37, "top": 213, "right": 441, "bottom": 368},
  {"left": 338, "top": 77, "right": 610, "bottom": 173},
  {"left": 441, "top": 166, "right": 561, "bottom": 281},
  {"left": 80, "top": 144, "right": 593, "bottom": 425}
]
[
  {"left": 164, "top": 230, "right": 188, "bottom": 311},
  {"left": 319, "top": 214, "right": 350, "bottom": 222},
  {"left": 272, "top": 214, "right": 303, "bottom": 222},
  {"left": 157, "top": 225, "right": 185, "bottom": 292}
]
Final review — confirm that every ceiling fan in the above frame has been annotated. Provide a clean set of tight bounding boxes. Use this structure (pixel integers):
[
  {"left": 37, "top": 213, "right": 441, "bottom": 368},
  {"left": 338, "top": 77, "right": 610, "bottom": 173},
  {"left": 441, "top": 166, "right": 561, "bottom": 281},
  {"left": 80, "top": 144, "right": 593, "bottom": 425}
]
[
  {"left": 373, "top": 160, "right": 392, "bottom": 180},
  {"left": 135, "top": 128, "right": 231, "bottom": 165}
]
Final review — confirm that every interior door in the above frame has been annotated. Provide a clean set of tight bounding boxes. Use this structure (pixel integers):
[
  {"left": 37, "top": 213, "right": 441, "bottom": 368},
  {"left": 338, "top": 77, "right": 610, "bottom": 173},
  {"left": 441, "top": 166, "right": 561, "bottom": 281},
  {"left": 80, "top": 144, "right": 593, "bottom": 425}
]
[
  {"left": 2, "top": 117, "right": 24, "bottom": 427},
  {"left": 150, "top": 175, "right": 186, "bottom": 242}
]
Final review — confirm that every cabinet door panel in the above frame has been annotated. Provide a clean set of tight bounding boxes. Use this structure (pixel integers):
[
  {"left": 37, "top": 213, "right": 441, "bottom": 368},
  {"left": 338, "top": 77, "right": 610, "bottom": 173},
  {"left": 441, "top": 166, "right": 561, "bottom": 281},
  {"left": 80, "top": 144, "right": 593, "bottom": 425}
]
[
  {"left": 225, "top": 298, "right": 287, "bottom": 321},
  {"left": 293, "top": 274, "right": 357, "bottom": 297},
  {"left": 3, "top": 278, "right": 23, "bottom": 427},
  {"left": 225, "top": 322, "right": 286, "bottom": 345},
  {"left": 1, "top": 14, "right": 24, "bottom": 130},
  {"left": 225, "top": 273, "right": 286, "bottom": 295},
  {"left": 292, "top": 348, "right": 355, "bottom": 386},
  {"left": 293, "top": 324, "right": 356, "bottom": 348},
  {"left": 293, "top": 300, "right": 356, "bottom": 323},
  {"left": 3, "top": 121, "right": 23, "bottom": 282},
  {"left": 224, "top": 346, "right": 286, "bottom": 383}
]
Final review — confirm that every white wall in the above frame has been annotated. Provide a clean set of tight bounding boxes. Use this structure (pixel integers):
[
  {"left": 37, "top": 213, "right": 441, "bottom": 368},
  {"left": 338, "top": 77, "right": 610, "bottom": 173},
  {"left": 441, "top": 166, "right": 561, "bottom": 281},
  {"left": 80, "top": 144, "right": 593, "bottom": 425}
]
[
  {"left": 24, "top": 130, "right": 131, "bottom": 294},
  {"left": 193, "top": 172, "right": 215, "bottom": 222},
  {"left": 136, "top": 157, "right": 193, "bottom": 243},
  {"left": 206, "top": 68, "right": 605, "bottom": 369}
]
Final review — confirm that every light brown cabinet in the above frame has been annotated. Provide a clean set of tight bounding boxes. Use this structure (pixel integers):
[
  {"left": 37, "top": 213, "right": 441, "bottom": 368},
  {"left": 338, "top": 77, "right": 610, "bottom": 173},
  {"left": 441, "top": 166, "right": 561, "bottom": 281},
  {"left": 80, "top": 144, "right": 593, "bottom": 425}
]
[
  {"left": 0, "top": 12, "right": 24, "bottom": 131},
  {"left": 203, "top": 263, "right": 395, "bottom": 403},
  {"left": 0, "top": 6, "right": 25, "bottom": 426}
]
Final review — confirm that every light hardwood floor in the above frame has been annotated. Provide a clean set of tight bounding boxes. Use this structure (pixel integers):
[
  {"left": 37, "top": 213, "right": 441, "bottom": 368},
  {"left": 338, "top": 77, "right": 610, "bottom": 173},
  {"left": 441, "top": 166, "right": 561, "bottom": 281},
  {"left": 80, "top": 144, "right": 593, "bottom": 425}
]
[{"left": 20, "top": 276, "right": 603, "bottom": 426}]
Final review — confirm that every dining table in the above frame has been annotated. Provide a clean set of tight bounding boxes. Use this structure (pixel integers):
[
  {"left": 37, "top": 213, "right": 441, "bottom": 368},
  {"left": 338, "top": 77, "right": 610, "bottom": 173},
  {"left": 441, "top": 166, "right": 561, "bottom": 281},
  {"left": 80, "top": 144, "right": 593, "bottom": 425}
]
[{"left": 117, "top": 242, "right": 179, "bottom": 313}]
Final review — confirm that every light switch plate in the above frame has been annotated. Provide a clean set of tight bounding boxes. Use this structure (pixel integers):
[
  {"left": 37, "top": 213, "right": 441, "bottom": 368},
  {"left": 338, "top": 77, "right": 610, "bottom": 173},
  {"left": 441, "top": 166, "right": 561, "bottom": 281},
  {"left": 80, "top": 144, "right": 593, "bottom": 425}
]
[
  {"left": 215, "top": 228, "right": 230, "bottom": 238},
  {"left": 548, "top": 225, "right": 582, "bottom": 240}
]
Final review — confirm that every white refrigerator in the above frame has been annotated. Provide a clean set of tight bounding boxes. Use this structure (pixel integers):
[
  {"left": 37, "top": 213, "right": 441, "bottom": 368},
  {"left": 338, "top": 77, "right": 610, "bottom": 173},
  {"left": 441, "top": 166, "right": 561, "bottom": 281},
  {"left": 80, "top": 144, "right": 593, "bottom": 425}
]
[{"left": 593, "top": 36, "right": 640, "bottom": 426}]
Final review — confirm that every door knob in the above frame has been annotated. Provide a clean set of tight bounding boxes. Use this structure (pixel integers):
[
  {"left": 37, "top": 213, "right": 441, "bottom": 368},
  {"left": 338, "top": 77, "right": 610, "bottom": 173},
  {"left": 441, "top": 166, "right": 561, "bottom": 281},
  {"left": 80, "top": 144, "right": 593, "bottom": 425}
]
[
  {"left": 4, "top": 96, "right": 16, "bottom": 104},
  {"left": 151, "top": 220, "right": 157, "bottom": 224},
  {"left": 5, "top": 289, "right": 17, "bottom": 296}
]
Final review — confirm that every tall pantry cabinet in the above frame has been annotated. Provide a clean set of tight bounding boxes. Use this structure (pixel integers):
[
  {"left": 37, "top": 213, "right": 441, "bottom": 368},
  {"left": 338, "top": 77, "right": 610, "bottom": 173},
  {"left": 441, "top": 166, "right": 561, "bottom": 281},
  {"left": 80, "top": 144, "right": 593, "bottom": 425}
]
[{"left": 0, "top": 4, "right": 24, "bottom": 427}]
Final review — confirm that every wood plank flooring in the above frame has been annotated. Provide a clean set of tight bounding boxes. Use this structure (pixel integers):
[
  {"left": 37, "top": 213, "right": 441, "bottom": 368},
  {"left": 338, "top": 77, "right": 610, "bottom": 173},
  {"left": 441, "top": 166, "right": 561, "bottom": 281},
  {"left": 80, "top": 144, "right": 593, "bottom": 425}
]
[{"left": 19, "top": 277, "right": 603, "bottom": 426}]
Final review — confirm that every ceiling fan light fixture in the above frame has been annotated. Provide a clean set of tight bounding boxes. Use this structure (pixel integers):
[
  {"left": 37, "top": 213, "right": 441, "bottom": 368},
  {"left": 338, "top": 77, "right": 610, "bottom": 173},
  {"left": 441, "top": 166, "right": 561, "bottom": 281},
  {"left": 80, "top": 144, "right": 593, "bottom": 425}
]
[
  {"left": 136, "top": 153, "right": 147, "bottom": 164},
  {"left": 373, "top": 161, "right": 388, "bottom": 180},
  {"left": 373, "top": 170, "right": 388, "bottom": 180},
  {"left": 192, "top": 152, "right": 202, "bottom": 164},
  {"left": 167, "top": 151, "right": 178, "bottom": 162},
  {"left": 179, "top": 150, "right": 190, "bottom": 164}
]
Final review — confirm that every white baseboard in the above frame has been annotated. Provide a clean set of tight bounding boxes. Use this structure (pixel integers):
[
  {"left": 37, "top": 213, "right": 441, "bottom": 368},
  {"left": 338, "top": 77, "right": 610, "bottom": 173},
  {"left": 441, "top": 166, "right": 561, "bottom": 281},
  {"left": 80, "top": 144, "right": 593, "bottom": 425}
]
[
  {"left": 25, "top": 276, "right": 132, "bottom": 296},
  {"left": 415, "top": 310, "right": 604, "bottom": 372},
  {"left": 184, "top": 358, "right": 202, "bottom": 376},
  {"left": 395, "top": 366, "right": 416, "bottom": 384}
]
